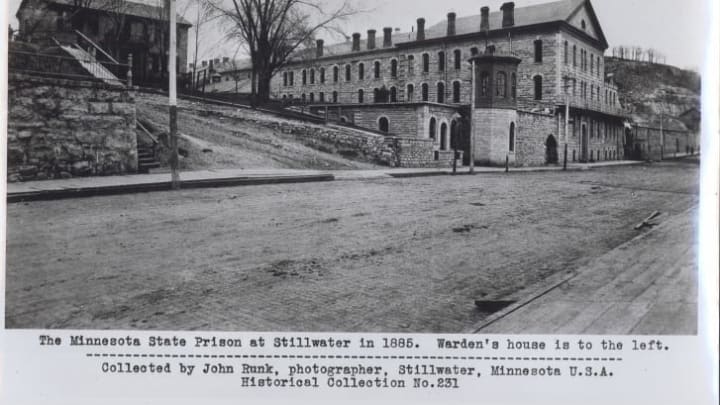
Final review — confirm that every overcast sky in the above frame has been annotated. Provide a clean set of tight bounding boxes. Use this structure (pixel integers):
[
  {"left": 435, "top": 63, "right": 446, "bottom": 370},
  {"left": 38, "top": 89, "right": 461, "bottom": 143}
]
[{"left": 5, "top": 0, "right": 711, "bottom": 71}]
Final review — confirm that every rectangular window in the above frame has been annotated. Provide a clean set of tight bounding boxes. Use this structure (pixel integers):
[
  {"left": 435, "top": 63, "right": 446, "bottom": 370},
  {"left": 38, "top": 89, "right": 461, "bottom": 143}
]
[
  {"left": 438, "top": 52, "right": 445, "bottom": 72},
  {"left": 534, "top": 40, "right": 543, "bottom": 63}
]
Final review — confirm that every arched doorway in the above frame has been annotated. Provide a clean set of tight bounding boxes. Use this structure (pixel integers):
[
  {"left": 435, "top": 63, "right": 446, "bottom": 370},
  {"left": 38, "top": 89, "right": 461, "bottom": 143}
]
[
  {"left": 379, "top": 117, "right": 389, "bottom": 133},
  {"left": 440, "top": 123, "right": 448, "bottom": 150},
  {"left": 545, "top": 135, "right": 558, "bottom": 164}
]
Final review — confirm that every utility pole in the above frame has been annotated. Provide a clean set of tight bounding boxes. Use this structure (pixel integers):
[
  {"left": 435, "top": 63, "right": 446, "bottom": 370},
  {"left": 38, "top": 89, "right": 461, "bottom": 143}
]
[
  {"left": 168, "top": 0, "right": 180, "bottom": 189},
  {"left": 469, "top": 59, "right": 475, "bottom": 174}
]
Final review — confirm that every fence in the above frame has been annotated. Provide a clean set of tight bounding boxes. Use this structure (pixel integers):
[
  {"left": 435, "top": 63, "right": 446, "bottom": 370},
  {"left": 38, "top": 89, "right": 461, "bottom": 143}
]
[{"left": 8, "top": 49, "right": 131, "bottom": 87}]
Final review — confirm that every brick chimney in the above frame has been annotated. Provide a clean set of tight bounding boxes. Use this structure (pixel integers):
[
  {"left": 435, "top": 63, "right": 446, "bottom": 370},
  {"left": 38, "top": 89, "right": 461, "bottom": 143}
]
[
  {"left": 367, "top": 29, "right": 376, "bottom": 50},
  {"left": 480, "top": 7, "right": 490, "bottom": 31},
  {"left": 316, "top": 39, "right": 324, "bottom": 57},
  {"left": 352, "top": 32, "right": 361, "bottom": 52},
  {"left": 447, "top": 12, "right": 456, "bottom": 36},
  {"left": 383, "top": 27, "right": 392, "bottom": 47},
  {"left": 501, "top": 2, "right": 515, "bottom": 27},
  {"left": 416, "top": 18, "right": 426, "bottom": 41}
]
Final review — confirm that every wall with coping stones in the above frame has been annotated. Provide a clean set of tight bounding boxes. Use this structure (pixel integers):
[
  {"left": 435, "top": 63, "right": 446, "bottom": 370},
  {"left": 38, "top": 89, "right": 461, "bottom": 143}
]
[
  {"left": 7, "top": 73, "right": 138, "bottom": 182},
  {"left": 226, "top": 110, "right": 450, "bottom": 168}
]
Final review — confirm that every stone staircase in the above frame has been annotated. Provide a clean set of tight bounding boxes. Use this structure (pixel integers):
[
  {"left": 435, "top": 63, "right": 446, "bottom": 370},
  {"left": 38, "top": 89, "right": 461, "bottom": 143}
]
[{"left": 136, "top": 121, "right": 161, "bottom": 173}]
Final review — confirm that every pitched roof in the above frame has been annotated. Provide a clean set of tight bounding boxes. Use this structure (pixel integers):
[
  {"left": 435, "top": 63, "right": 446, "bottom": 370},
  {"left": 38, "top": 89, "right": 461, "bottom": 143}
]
[
  {"left": 23, "top": 0, "right": 192, "bottom": 26},
  {"left": 424, "top": 0, "right": 585, "bottom": 40},
  {"left": 293, "top": 0, "right": 605, "bottom": 64}
]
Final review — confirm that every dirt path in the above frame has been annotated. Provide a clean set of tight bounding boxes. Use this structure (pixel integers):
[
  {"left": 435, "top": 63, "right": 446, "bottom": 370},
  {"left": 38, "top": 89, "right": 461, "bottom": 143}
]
[{"left": 5, "top": 162, "right": 699, "bottom": 332}]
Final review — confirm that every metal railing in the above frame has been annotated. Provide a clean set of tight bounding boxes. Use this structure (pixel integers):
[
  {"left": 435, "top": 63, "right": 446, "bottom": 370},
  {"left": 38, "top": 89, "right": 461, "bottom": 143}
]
[{"left": 8, "top": 49, "right": 131, "bottom": 86}]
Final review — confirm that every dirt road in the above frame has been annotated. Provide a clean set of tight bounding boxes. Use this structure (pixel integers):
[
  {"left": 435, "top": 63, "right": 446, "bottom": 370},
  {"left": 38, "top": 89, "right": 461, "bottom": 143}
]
[{"left": 5, "top": 161, "right": 699, "bottom": 332}]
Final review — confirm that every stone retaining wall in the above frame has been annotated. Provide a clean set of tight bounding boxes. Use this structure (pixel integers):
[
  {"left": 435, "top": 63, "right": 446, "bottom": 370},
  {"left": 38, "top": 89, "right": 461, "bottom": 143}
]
[
  {"left": 7, "top": 73, "right": 138, "bottom": 182},
  {"left": 218, "top": 109, "right": 447, "bottom": 168}
]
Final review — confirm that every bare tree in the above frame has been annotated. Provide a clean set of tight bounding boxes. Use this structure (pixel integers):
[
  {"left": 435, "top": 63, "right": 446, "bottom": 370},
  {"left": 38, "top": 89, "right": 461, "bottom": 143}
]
[{"left": 207, "top": 0, "right": 357, "bottom": 105}]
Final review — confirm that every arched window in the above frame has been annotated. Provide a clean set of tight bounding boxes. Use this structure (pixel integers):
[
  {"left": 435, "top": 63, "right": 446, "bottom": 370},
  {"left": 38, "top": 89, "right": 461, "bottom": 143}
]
[
  {"left": 438, "top": 51, "right": 445, "bottom": 71},
  {"left": 390, "top": 86, "right": 397, "bottom": 102},
  {"left": 440, "top": 123, "right": 448, "bottom": 150},
  {"left": 309, "top": 68, "right": 315, "bottom": 84},
  {"left": 374, "top": 61, "right": 381, "bottom": 78},
  {"left": 302, "top": 69, "right": 307, "bottom": 85},
  {"left": 309, "top": 92, "right": 314, "bottom": 102},
  {"left": 319, "top": 92, "right": 325, "bottom": 102},
  {"left": 533, "top": 75, "right": 543, "bottom": 100},
  {"left": 391, "top": 59, "right": 398, "bottom": 78},
  {"left": 573, "top": 45, "right": 577, "bottom": 67},
  {"left": 429, "top": 117, "right": 437, "bottom": 140},
  {"left": 470, "top": 47, "right": 479, "bottom": 56},
  {"left": 509, "top": 122, "right": 515, "bottom": 152},
  {"left": 511, "top": 73, "right": 517, "bottom": 99},
  {"left": 581, "top": 19, "right": 586, "bottom": 30},
  {"left": 345, "top": 64, "right": 351, "bottom": 81},
  {"left": 373, "top": 88, "right": 379, "bottom": 103},
  {"left": 496, "top": 72, "right": 507, "bottom": 97},
  {"left": 480, "top": 71, "right": 489, "bottom": 96},
  {"left": 283, "top": 72, "right": 288, "bottom": 86},
  {"left": 437, "top": 82, "right": 445, "bottom": 103},
  {"left": 320, "top": 68, "right": 325, "bottom": 83},
  {"left": 332, "top": 91, "right": 338, "bottom": 103},
  {"left": 422, "top": 53, "right": 430, "bottom": 72},
  {"left": 333, "top": 66, "right": 339, "bottom": 83},
  {"left": 358, "top": 63, "right": 365, "bottom": 80},
  {"left": 421, "top": 83, "right": 429, "bottom": 101},
  {"left": 407, "top": 84, "right": 415, "bottom": 101},
  {"left": 452, "top": 81, "right": 461, "bottom": 103},
  {"left": 358, "top": 89, "right": 364, "bottom": 103},
  {"left": 534, "top": 40, "right": 543, "bottom": 63},
  {"left": 407, "top": 55, "right": 415, "bottom": 75},
  {"left": 454, "top": 49, "right": 461, "bottom": 70},
  {"left": 379, "top": 117, "right": 389, "bottom": 133}
]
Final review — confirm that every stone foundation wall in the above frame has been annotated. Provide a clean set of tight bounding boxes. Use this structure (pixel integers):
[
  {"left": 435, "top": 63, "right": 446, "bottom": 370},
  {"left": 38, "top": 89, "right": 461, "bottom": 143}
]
[
  {"left": 7, "top": 73, "right": 138, "bottom": 182},
  {"left": 516, "top": 110, "right": 558, "bottom": 166}
]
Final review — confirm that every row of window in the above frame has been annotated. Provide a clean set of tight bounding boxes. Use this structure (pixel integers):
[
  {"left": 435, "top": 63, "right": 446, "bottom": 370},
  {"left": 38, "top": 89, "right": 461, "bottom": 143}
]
[
  {"left": 479, "top": 71, "right": 519, "bottom": 99},
  {"left": 572, "top": 149, "right": 620, "bottom": 162},
  {"left": 570, "top": 120, "right": 622, "bottom": 142},
  {"left": 564, "top": 78, "right": 618, "bottom": 106},
  {"left": 283, "top": 80, "right": 467, "bottom": 104},
  {"left": 281, "top": 46, "right": 501, "bottom": 88},
  {"left": 563, "top": 41, "right": 603, "bottom": 78}
]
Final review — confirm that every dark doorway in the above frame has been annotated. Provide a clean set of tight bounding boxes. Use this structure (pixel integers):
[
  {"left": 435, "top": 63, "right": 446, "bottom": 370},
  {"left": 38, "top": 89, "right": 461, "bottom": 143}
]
[
  {"left": 545, "top": 135, "right": 558, "bottom": 164},
  {"left": 581, "top": 125, "right": 589, "bottom": 162},
  {"left": 379, "top": 117, "right": 389, "bottom": 133}
]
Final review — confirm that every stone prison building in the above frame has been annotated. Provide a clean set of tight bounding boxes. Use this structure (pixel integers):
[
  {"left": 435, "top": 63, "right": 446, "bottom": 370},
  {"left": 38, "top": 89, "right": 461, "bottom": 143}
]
[{"left": 274, "top": 0, "right": 627, "bottom": 166}]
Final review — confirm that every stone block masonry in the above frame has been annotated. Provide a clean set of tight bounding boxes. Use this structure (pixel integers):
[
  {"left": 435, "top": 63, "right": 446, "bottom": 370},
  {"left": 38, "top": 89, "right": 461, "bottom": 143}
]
[{"left": 7, "top": 73, "right": 138, "bottom": 182}]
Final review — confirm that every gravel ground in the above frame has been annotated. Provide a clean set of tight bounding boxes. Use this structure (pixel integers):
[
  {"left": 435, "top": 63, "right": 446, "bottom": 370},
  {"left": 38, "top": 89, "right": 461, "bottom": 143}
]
[{"left": 5, "top": 161, "right": 699, "bottom": 332}]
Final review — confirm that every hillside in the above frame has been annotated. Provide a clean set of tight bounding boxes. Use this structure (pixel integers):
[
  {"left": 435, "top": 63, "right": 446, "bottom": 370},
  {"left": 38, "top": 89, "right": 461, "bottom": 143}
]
[
  {"left": 605, "top": 57, "right": 701, "bottom": 123},
  {"left": 136, "top": 93, "right": 381, "bottom": 172}
]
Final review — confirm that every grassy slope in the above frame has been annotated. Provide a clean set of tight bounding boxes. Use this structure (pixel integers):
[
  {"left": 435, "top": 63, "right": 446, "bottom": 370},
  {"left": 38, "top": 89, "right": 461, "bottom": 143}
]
[{"left": 136, "top": 93, "right": 380, "bottom": 172}]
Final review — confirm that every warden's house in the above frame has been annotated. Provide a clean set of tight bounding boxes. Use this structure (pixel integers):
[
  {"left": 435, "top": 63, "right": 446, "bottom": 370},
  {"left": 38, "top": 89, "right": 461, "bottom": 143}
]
[{"left": 15, "top": 0, "right": 191, "bottom": 87}]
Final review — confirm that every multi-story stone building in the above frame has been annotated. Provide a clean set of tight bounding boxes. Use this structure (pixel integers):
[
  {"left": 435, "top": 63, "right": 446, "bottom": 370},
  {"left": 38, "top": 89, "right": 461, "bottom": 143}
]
[
  {"left": 274, "top": 0, "right": 627, "bottom": 166},
  {"left": 15, "top": 0, "right": 191, "bottom": 87}
]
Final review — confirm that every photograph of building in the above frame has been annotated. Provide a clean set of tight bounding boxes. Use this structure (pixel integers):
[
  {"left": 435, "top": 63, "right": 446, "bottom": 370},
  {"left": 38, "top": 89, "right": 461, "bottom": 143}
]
[{"left": 3, "top": 0, "right": 703, "bottom": 336}]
